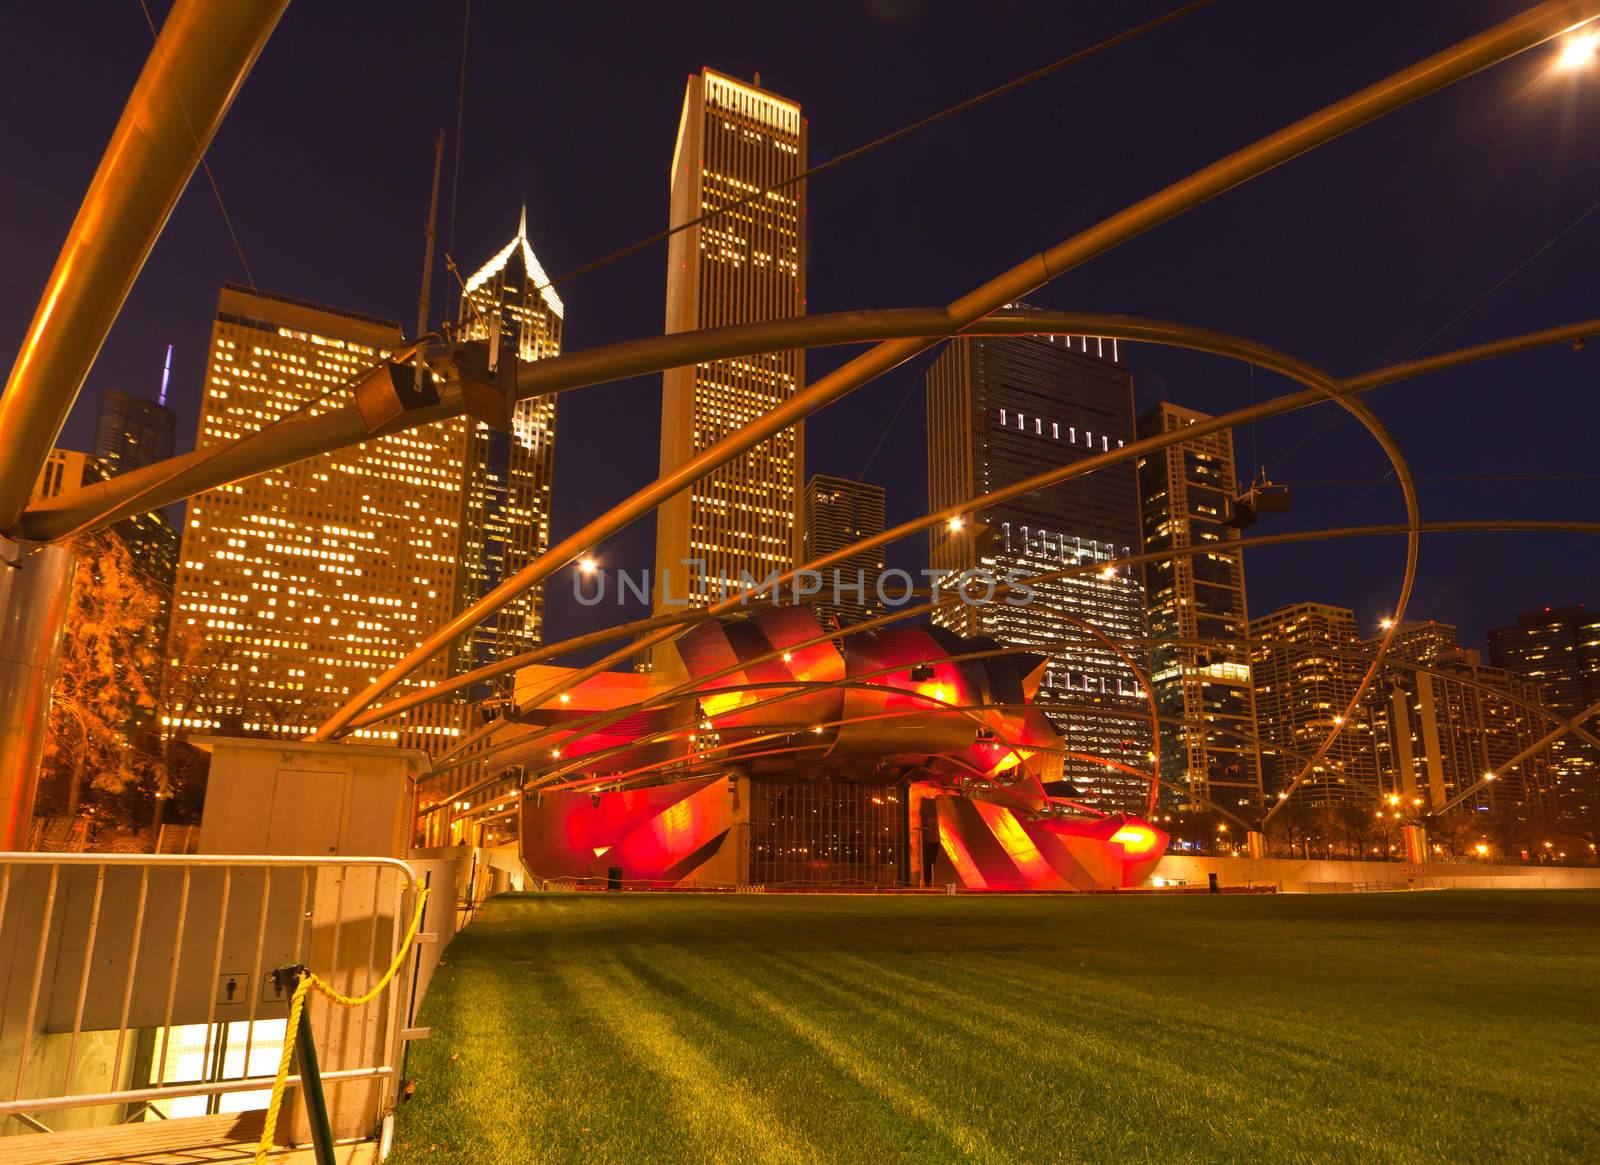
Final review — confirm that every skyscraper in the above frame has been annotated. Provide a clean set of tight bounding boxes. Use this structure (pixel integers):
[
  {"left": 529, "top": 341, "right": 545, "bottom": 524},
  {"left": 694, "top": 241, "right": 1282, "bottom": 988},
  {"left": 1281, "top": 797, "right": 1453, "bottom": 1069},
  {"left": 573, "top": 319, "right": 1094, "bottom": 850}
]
[
  {"left": 94, "top": 379, "right": 177, "bottom": 476},
  {"left": 1487, "top": 607, "right": 1600, "bottom": 712},
  {"left": 801, "top": 474, "right": 885, "bottom": 628},
  {"left": 926, "top": 328, "right": 1149, "bottom": 809},
  {"left": 1377, "top": 619, "right": 1476, "bottom": 667},
  {"left": 1365, "top": 655, "right": 1555, "bottom": 814},
  {"left": 652, "top": 68, "right": 806, "bottom": 661},
  {"left": 453, "top": 208, "right": 564, "bottom": 683},
  {"left": 166, "top": 284, "right": 469, "bottom": 750},
  {"left": 1136, "top": 402, "right": 1262, "bottom": 812},
  {"left": 1487, "top": 605, "right": 1599, "bottom": 824},
  {"left": 1250, "top": 601, "right": 1377, "bottom": 804}
]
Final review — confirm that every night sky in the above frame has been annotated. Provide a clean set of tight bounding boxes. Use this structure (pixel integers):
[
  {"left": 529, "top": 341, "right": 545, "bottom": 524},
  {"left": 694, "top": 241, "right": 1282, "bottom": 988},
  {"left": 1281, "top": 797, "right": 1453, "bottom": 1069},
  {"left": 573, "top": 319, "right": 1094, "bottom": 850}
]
[{"left": 3, "top": 0, "right": 1595, "bottom": 662}]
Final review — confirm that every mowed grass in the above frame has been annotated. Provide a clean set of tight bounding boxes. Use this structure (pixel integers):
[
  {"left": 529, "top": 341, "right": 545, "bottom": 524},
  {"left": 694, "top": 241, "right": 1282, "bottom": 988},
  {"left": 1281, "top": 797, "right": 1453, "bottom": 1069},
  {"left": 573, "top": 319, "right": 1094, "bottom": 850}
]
[{"left": 389, "top": 891, "right": 1600, "bottom": 1164}]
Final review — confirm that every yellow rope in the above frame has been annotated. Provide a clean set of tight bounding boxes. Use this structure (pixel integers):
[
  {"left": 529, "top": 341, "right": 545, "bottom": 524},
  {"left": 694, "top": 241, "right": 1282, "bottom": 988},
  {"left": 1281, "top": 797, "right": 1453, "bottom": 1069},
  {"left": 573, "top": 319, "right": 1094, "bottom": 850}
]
[{"left": 254, "top": 884, "right": 431, "bottom": 1162}]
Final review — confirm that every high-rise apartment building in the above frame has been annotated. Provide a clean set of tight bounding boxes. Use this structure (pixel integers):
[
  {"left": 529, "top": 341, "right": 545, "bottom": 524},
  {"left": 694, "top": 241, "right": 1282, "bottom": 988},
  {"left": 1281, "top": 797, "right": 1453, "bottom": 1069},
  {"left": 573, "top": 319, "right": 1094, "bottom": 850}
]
[
  {"left": 454, "top": 208, "right": 564, "bottom": 683},
  {"left": 1136, "top": 402, "right": 1262, "bottom": 812},
  {"left": 1377, "top": 619, "right": 1476, "bottom": 667},
  {"left": 652, "top": 68, "right": 806, "bottom": 662},
  {"left": 1250, "top": 601, "right": 1377, "bottom": 804},
  {"left": 1366, "top": 657, "right": 1555, "bottom": 814},
  {"left": 94, "top": 389, "right": 177, "bottom": 475},
  {"left": 1488, "top": 606, "right": 1600, "bottom": 713},
  {"left": 166, "top": 284, "right": 470, "bottom": 750},
  {"left": 1487, "top": 605, "right": 1599, "bottom": 824},
  {"left": 800, "top": 474, "right": 885, "bottom": 628},
  {"left": 926, "top": 328, "right": 1149, "bottom": 809}
]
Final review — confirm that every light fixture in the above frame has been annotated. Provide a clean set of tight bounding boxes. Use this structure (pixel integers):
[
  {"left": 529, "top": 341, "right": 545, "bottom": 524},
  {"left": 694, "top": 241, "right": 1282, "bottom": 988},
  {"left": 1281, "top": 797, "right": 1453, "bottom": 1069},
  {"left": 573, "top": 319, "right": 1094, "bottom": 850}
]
[
  {"left": 577, "top": 556, "right": 597, "bottom": 574},
  {"left": 947, "top": 515, "right": 965, "bottom": 533},
  {"left": 1554, "top": 28, "right": 1599, "bottom": 71},
  {"left": 1379, "top": 616, "right": 1394, "bottom": 630}
]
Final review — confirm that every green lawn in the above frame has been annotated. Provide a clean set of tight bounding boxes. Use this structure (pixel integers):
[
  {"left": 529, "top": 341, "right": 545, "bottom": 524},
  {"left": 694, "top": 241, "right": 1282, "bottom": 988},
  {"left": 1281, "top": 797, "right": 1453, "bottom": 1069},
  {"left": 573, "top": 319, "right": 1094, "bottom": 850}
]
[{"left": 389, "top": 891, "right": 1600, "bottom": 1164}]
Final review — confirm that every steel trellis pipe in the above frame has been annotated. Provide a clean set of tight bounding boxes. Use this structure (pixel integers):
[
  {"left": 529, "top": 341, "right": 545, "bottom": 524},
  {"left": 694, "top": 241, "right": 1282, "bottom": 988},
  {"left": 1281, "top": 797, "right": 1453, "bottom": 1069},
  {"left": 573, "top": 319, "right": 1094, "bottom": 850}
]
[
  {"left": 0, "top": 0, "right": 288, "bottom": 533},
  {"left": 420, "top": 520, "right": 1600, "bottom": 816},
  {"left": 429, "top": 325, "right": 1416, "bottom": 807},
  {"left": 312, "top": 1, "right": 1600, "bottom": 742}
]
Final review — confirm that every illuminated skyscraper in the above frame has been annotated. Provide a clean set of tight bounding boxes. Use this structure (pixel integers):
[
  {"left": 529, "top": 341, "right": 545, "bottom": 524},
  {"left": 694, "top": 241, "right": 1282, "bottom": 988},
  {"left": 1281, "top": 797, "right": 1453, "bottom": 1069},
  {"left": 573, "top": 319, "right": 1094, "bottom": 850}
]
[
  {"left": 1487, "top": 605, "right": 1599, "bottom": 824},
  {"left": 652, "top": 68, "right": 806, "bottom": 662},
  {"left": 1250, "top": 601, "right": 1377, "bottom": 804},
  {"left": 94, "top": 387, "right": 176, "bottom": 475},
  {"left": 1136, "top": 402, "right": 1262, "bottom": 812},
  {"left": 925, "top": 327, "right": 1150, "bottom": 809},
  {"left": 1377, "top": 619, "right": 1475, "bottom": 666},
  {"left": 801, "top": 474, "right": 885, "bottom": 628},
  {"left": 166, "top": 284, "right": 469, "bottom": 750},
  {"left": 1365, "top": 655, "right": 1555, "bottom": 814},
  {"left": 454, "top": 208, "right": 564, "bottom": 683}
]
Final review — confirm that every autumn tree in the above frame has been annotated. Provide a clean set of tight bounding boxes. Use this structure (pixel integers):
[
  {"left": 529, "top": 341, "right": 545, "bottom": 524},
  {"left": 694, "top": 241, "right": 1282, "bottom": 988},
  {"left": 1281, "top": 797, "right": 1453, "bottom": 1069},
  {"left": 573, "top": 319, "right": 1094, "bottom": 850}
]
[{"left": 40, "top": 531, "right": 165, "bottom": 826}]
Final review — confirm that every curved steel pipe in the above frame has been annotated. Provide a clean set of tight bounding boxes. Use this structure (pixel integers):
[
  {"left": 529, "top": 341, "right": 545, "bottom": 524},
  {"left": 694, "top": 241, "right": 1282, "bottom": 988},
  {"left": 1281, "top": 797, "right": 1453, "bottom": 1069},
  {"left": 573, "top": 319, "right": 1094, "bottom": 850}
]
[
  {"left": 314, "top": 5, "right": 1600, "bottom": 741},
  {"left": 15, "top": 311, "right": 1323, "bottom": 543},
  {"left": 0, "top": 0, "right": 289, "bottom": 533},
  {"left": 424, "top": 518, "right": 1600, "bottom": 828}
]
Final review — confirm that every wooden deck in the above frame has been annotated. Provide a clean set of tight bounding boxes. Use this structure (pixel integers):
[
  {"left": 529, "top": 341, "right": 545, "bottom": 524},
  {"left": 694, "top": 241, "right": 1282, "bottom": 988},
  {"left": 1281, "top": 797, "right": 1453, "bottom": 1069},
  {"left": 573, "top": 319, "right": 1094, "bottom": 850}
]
[{"left": 1, "top": 1111, "right": 378, "bottom": 1165}]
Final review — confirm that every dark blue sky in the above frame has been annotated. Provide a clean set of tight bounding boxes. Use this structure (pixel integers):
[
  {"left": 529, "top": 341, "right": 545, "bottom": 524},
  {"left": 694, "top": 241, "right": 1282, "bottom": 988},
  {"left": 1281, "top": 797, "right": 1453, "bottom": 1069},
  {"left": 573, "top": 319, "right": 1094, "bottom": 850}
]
[{"left": 3, "top": 0, "right": 1596, "bottom": 658}]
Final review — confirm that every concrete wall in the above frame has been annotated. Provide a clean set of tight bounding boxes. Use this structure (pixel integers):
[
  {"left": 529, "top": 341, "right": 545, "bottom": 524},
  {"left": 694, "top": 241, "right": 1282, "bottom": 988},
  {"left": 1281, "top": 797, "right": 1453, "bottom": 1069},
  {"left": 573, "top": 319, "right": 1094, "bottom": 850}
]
[{"left": 1151, "top": 853, "right": 1600, "bottom": 893}]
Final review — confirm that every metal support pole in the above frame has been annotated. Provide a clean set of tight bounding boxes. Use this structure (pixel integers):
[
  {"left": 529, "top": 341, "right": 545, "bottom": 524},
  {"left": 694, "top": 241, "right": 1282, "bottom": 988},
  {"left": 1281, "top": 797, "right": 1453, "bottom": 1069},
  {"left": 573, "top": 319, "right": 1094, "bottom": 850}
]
[
  {"left": 275, "top": 965, "right": 337, "bottom": 1165},
  {"left": 0, "top": 0, "right": 288, "bottom": 533},
  {"left": 0, "top": 536, "right": 77, "bottom": 849}
]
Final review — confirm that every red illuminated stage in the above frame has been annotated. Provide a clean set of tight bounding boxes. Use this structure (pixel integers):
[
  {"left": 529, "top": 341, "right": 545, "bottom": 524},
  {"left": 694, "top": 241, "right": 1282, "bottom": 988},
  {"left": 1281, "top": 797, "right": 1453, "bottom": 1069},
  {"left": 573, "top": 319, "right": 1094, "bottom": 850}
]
[{"left": 485, "top": 606, "right": 1166, "bottom": 891}]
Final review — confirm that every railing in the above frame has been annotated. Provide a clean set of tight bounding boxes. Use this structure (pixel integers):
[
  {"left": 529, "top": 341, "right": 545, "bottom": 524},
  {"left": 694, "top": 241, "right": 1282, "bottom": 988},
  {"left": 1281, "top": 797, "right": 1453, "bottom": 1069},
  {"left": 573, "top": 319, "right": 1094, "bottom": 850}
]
[{"left": 0, "top": 852, "right": 421, "bottom": 1142}]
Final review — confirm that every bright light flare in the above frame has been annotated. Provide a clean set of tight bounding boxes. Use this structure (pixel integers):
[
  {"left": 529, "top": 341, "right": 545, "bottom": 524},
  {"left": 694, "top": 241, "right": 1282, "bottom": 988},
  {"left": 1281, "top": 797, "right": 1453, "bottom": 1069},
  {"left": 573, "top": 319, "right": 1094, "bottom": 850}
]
[
  {"left": 947, "top": 515, "right": 965, "bottom": 533},
  {"left": 1554, "top": 29, "right": 1599, "bottom": 71},
  {"left": 1110, "top": 823, "right": 1161, "bottom": 856},
  {"left": 576, "top": 556, "right": 598, "bottom": 574}
]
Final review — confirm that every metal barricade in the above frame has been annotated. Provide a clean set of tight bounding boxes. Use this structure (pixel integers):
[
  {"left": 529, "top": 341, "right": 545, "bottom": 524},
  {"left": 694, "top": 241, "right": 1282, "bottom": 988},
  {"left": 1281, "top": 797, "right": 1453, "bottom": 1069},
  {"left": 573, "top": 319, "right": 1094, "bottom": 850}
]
[{"left": 0, "top": 853, "right": 420, "bottom": 1141}]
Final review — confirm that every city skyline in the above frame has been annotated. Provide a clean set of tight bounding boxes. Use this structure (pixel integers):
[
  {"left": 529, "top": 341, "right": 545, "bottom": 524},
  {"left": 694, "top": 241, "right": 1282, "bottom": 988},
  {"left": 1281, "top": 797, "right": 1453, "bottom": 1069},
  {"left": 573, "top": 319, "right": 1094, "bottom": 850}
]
[{"left": 9, "top": 1, "right": 1594, "bottom": 658}]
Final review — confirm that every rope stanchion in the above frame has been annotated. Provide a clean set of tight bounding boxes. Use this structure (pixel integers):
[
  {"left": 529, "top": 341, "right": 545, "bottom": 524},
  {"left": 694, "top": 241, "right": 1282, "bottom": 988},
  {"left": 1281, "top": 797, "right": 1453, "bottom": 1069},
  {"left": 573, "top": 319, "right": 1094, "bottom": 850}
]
[{"left": 254, "top": 885, "right": 431, "bottom": 1163}]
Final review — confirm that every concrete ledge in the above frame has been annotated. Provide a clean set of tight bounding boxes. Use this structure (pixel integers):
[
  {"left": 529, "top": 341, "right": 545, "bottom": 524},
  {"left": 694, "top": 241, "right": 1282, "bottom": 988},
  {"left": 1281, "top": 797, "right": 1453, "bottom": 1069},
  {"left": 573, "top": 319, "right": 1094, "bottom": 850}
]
[{"left": 1151, "top": 854, "right": 1600, "bottom": 893}]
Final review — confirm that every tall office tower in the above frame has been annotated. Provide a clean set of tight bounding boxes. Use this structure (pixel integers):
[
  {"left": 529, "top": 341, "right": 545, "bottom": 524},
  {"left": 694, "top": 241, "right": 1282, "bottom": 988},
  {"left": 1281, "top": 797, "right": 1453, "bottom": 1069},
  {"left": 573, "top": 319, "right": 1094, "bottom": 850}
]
[
  {"left": 801, "top": 474, "right": 885, "bottom": 628},
  {"left": 93, "top": 385, "right": 177, "bottom": 475},
  {"left": 1136, "top": 402, "right": 1263, "bottom": 813},
  {"left": 1250, "top": 601, "right": 1377, "bottom": 804},
  {"left": 454, "top": 208, "right": 564, "bottom": 682},
  {"left": 1487, "top": 605, "right": 1600, "bottom": 824},
  {"left": 926, "top": 329, "right": 1149, "bottom": 809},
  {"left": 166, "top": 284, "right": 470, "bottom": 752},
  {"left": 1365, "top": 658, "right": 1555, "bottom": 815},
  {"left": 652, "top": 68, "right": 806, "bottom": 664}
]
